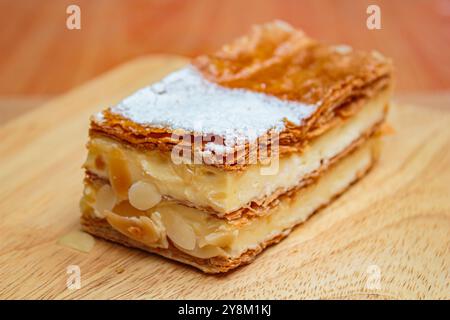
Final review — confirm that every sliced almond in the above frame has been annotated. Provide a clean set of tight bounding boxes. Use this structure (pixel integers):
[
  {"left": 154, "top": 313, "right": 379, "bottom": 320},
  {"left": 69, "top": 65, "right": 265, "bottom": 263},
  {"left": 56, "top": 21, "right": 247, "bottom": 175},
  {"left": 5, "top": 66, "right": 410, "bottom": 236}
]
[
  {"left": 204, "top": 229, "right": 238, "bottom": 247},
  {"left": 150, "top": 211, "right": 165, "bottom": 233},
  {"left": 128, "top": 181, "right": 161, "bottom": 211},
  {"left": 58, "top": 230, "right": 95, "bottom": 253},
  {"left": 113, "top": 200, "right": 147, "bottom": 217},
  {"left": 173, "top": 242, "right": 226, "bottom": 259},
  {"left": 105, "top": 210, "right": 160, "bottom": 246},
  {"left": 94, "top": 185, "right": 116, "bottom": 218},
  {"left": 163, "top": 213, "right": 196, "bottom": 251},
  {"left": 150, "top": 212, "right": 168, "bottom": 248},
  {"left": 95, "top": 155, "right": 106, "bottom": 170},
  {"left": 108, "top": 147, "right": 132, "bottom": 201},
  {"left": 190, "top": 245, "right": 227, "bottom": 259}
]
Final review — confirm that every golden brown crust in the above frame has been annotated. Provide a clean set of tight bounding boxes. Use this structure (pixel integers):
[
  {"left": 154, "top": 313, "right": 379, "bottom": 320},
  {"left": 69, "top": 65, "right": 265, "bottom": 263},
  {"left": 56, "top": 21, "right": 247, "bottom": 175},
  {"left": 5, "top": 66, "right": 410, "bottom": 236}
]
[
  {"left": 90, "top": 21, "right": 393, "bottom": 170},
  {"left": 80, "top": 151, "right": 376, "bottom": 274},
  {"left": 193, "top": 21, "right": 392, "bottom": 106}
]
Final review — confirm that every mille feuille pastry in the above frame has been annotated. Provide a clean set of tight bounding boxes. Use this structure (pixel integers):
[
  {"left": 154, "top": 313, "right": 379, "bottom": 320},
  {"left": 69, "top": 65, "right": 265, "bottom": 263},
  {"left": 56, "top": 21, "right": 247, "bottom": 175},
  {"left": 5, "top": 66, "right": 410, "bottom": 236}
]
[{"left": 80, "top": 21, "right": 393, "bottom": 273}]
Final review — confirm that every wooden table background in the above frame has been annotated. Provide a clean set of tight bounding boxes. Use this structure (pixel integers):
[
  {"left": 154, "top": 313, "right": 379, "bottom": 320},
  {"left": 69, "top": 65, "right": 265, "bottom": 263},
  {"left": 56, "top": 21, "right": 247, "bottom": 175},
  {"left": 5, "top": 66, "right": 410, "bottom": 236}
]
[{"left": 1, "top": 0, "right": 450, "bottom": 98}]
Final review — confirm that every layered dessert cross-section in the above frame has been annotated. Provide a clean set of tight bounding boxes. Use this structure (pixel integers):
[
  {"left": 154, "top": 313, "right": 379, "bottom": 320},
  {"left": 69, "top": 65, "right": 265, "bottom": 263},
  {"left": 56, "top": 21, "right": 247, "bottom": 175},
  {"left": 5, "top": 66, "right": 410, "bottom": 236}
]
[{"left": 80, "top": 21, "right": 393, "bottom": 273}]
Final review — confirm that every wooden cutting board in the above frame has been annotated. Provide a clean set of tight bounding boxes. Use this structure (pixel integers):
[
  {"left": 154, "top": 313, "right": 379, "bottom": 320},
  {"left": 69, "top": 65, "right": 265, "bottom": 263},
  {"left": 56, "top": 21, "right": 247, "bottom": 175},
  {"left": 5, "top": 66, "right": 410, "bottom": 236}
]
[{"left": 0, "top": 55, "right": 449, "bottom": 300}]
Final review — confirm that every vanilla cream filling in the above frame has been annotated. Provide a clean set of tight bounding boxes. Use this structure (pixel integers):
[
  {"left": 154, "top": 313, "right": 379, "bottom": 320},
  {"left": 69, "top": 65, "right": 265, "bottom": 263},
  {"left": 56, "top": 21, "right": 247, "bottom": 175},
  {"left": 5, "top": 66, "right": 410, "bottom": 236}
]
[
  {"left": 82, "top": 139, "right": 378, "bottom": 259},
  {"left": 85, "top": 91, "right": 387, "bottom": 214}
]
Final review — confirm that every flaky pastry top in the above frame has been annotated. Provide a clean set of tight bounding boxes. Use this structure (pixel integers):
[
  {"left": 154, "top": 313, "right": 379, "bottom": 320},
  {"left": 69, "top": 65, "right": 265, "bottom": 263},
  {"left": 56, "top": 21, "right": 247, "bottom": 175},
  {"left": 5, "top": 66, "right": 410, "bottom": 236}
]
[{"left": 91, "top": 20, "right": 392, "bottom": 170}]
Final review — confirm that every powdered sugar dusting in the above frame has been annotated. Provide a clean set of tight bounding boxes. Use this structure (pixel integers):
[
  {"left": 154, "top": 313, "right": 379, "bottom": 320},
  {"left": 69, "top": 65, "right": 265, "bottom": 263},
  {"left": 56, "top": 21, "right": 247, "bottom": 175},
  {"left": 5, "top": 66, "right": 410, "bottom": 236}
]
[
  {"left": 108, "top": 66, "right": 317, "bottom": 148},
  {"left": 92, "top": 111, "right": 105, "bottom": 124}
]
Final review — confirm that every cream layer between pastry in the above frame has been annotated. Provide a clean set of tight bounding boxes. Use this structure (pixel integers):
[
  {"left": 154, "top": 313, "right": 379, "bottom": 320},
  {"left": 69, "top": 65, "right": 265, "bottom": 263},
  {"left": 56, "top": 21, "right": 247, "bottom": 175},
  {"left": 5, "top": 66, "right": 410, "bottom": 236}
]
[{"left": 81, "top": 137, "right": 379, "bottom": 265}]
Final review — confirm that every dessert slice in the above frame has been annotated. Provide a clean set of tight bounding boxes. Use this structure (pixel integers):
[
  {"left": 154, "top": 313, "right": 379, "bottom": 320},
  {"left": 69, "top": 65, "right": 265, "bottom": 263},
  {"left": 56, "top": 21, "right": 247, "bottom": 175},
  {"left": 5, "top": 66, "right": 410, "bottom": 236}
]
[{"left": 80, "top": 21, "right": 393, "bottom": 273}]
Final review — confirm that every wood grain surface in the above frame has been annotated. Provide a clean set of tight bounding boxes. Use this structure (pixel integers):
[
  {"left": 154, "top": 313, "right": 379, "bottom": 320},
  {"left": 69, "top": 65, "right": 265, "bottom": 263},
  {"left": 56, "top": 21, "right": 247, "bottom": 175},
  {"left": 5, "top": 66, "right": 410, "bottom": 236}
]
[
  {"left": 0, "top": 55, "right": 449, "bottom": 300},
  {"left": 1, "top": 0, "right": 450, "bottom": 96}
]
